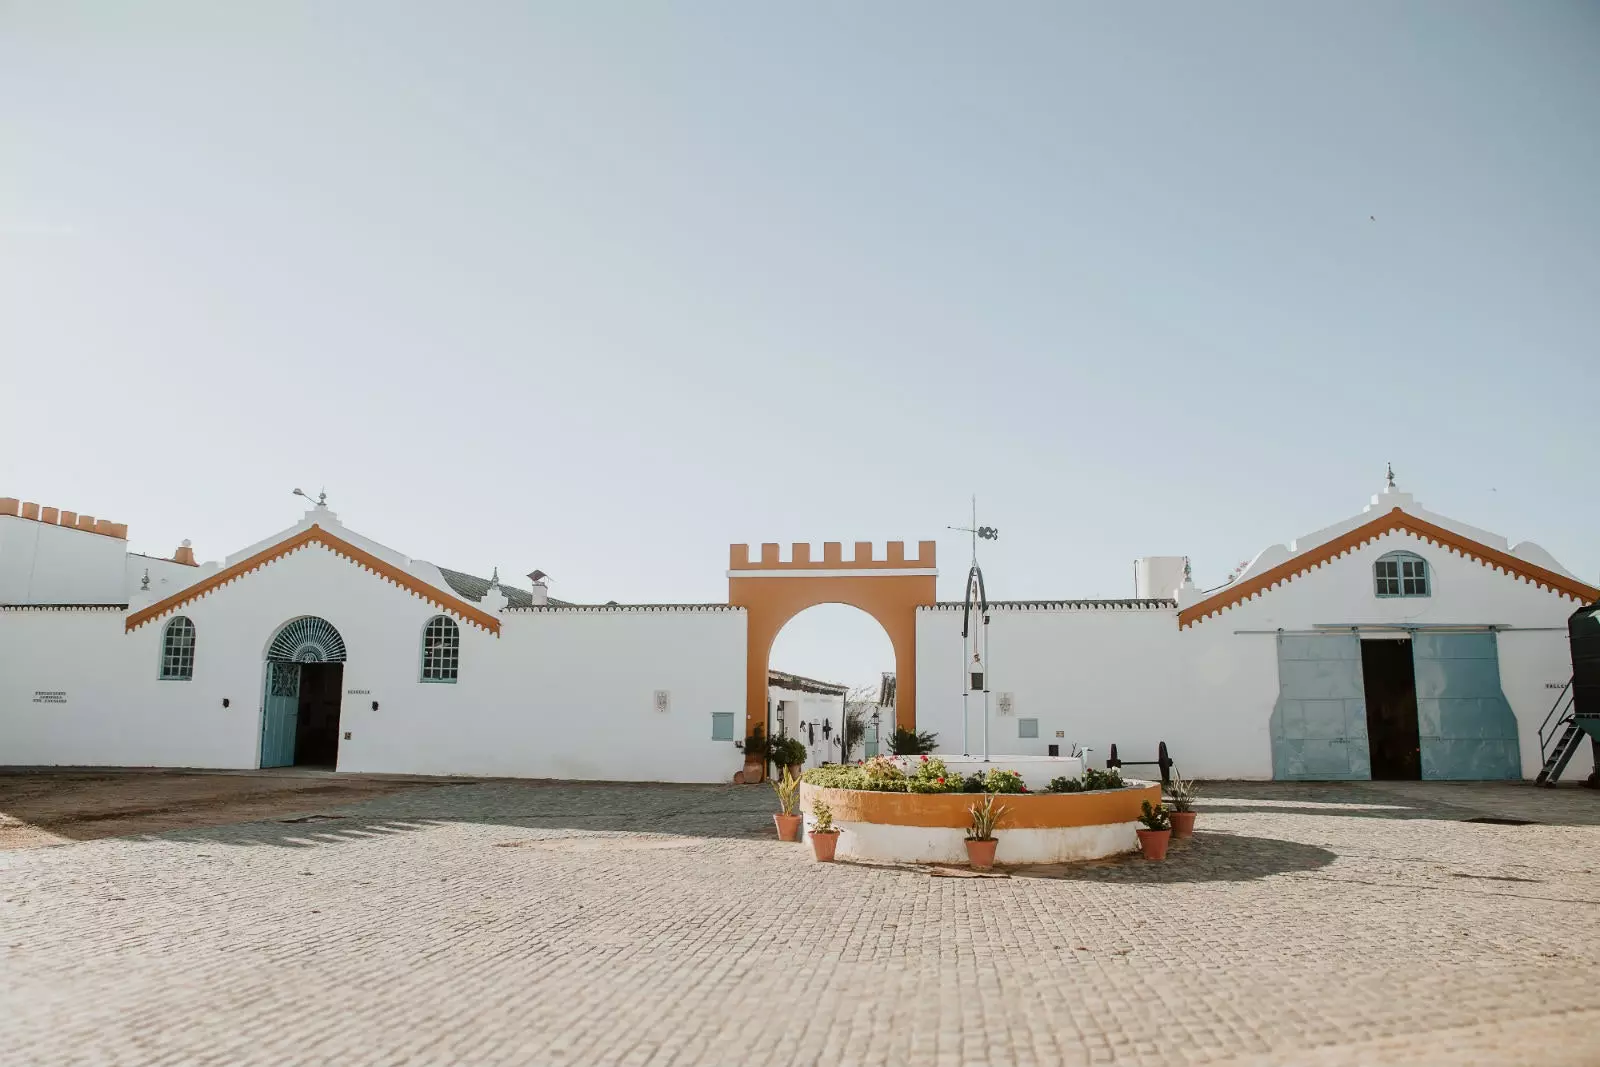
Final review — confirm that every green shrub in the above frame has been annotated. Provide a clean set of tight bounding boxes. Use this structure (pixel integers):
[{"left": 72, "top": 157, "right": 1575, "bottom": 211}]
[
  {"left": 1046, "top": 775, "right": 1085, "bottom": 793},
  {"left": 888, "top": 727, "right": 939, "bottom": 755},
  {"left": 983, "top": 768, "right": 1028, "bottom": 794},
  {"left": 1138, "top": 800, "right": 1170, "bottom": 831},
  {"left": 767, "top": 736, "right": 806, "bottom": 768},
  {"left": 962, "top": 773, "right": 988, "bottom": 793},
  {"left": 1080, "top": 767, "right": 1126, "bottom": 791},
  {"left": 801, "top": 765, "right": 866, "bottom": 790},
  {"left": 861, "top": 756, "right": 906, "bottom": 790}
]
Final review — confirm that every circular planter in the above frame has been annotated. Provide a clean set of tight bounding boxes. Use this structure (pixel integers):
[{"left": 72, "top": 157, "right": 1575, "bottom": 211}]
[
  {"left": 773, "top": 813, "right": 802, "bottom": 841},
  {"left": 1168, "top": 811, "right": 1196, "bottom": 838},
  {"left": 798, "top": 780, "right": 1162, "bottom": 865},
  {"left": 809, "top": 830, "right": 839, "bottom": 862}
]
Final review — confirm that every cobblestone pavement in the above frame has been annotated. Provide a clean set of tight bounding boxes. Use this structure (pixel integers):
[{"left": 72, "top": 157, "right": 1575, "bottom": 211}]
[{"left": 2, "top": 776, "right": 1597, "bottom": 1066}]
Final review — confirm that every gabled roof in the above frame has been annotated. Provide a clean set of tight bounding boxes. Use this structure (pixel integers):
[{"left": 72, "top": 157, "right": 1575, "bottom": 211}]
[
  {"left": 768, "top": 669, "right": 851, "bottom": 697},
  {"left": 125, "top": 524, "right": 501, "bottom": 635},
  {"left": 1179, "top": 507, "right": 1600, "bottom": 629}
]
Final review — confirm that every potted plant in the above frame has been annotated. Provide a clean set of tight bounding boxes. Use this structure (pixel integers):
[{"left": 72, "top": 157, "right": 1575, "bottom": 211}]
[
  {"left": 1137, "top": 800, "right": 1172, "bottom": 861},
  {"left": 1166, "top": 773, "right": 1199, "bottom": 838},
  {"left": 742, "top": 726, "right": 768, "bottom": 785},
  {"left": 769, "top": 735, "right": 806, "bottom": 780},
  {"left": 965, "top": 793, "right": 1007, "bottom": 869},
  {"left": 772, "top": 769, "right": 802, "bottom": 841},
  {"left": 808, "top": 797, "right": 839, "bottom": 862}
]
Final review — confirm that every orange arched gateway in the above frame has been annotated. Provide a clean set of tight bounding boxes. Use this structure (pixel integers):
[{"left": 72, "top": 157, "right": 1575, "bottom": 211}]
[{"left": 728, "top": 541, "right": 936, "bottom": 739}]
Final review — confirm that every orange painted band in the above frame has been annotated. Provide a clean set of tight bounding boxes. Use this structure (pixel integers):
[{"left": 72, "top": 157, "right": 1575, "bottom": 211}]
[{"left": 799, "top": 782, "right": 1161, "bottom": 829}]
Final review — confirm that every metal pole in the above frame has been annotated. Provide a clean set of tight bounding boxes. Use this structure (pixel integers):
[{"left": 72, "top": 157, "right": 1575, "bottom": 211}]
[{"left": 981, "top": 616, "right": 990, "bottom": 762}]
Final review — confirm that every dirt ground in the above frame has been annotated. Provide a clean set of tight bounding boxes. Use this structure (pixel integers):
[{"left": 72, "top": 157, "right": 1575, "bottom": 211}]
[{"left": 0, "top": 768, "right": 447, "bottom": 849}]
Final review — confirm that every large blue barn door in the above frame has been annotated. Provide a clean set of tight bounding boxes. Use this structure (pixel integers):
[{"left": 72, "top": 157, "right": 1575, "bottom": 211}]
[
  {"left": 1270, "top": 634, "right": 1373, "bottom": 780},
  {"left": 261, "top": 662, "right": 301, "bottom": 768},
  {"left": 1413, "top": 632, "right": 1521, "bottom": 780}
]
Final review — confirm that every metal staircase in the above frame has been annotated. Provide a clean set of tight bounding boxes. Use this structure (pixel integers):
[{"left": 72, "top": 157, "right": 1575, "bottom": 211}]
[{"left": 1536, "top": 681, "right": 1581, "bottom": 785}]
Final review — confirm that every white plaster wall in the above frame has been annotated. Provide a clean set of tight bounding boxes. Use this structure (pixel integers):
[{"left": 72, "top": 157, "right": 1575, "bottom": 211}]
[
  {"left": 916, "top": 526, "right": 1588, "bottom": 781},
  {"left": 768, "top": 689, "right": 844, "bottom": 768},
  {"left": 916, "top": 605, "right": 1246, "bottom": 776},
  {"left": 344, "top": 606, "right": 747, "bottom": 783},
  {"left": 0, "top": 542, "right": 750, "bottom": 782},
  {"left": 0, "top": 517, "right": 127, "bottom": 605},
  {"left": 126, "top": 554, "right": 212, "bottom": 604}
]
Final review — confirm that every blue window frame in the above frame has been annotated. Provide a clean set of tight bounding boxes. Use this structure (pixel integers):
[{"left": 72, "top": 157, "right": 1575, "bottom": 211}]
[
  {"left": 1375, "top": 552, "right": 1430, "bottom": 598},
  {"left": 710, "top": 712, "right": 735, "bottom": 741}
]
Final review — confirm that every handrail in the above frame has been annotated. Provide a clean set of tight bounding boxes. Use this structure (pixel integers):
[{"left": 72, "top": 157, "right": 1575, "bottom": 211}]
[{"left": 1538, "top": 678, "right": 1574, "bottom": 762}]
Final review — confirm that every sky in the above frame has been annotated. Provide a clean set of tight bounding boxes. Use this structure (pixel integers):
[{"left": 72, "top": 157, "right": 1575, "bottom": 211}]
[{"left": 3, "top": 2, "right": 1598, "bottom": 692}]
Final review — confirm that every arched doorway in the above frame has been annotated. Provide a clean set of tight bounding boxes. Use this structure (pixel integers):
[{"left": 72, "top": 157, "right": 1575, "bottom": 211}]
[
  {"left": 729, "top": 541, "right": 936, "bottom": 741},
  {"left": 261, "top": 616, "right": 347, "bottom": 769},
  {"left": 769, "top": 604, "right": 896, "bottom": 766}
]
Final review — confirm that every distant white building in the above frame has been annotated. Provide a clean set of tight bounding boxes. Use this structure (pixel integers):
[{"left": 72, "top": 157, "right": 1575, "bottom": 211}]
[{"left": 2, "top": 471, "right": 1594, "bottom": 784}]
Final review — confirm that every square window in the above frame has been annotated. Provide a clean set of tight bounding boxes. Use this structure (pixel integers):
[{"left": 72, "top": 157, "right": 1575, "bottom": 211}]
[
  {"left": 710, "top": 712, "right": 735, "bottom": 741},
  {"left": 1018, "top": 717, "right": 1039, "bottom": 739}
]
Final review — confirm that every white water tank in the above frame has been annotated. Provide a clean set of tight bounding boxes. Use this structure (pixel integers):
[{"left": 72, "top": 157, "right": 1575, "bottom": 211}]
[{"left": 1134, "top": 556, "right": 1187, "bottom": 600}]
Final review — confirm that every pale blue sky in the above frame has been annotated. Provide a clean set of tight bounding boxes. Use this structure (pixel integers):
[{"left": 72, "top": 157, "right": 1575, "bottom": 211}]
[{"left": 3, "top": 3, "right": 1597, "bottom": 691}]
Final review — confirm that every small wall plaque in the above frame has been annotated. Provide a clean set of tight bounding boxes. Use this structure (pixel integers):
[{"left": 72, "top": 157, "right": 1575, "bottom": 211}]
[
  {"left": 654, "top": 690, "right": 670, "bottom": 713},
  {"left": 997, "top": 693, "right": 1014, "bottom": 715},
  {"left": 32, "top": 691, "right": 66, "bottom": 704}
]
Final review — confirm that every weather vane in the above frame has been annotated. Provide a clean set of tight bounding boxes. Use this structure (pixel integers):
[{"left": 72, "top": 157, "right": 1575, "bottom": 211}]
[{"left": 947, "top": 495, "right": 998, "bottom": 564}]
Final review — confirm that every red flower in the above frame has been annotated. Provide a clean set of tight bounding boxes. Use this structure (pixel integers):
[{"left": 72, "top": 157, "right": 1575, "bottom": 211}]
[
  {"left": 920, "top": 755, "right": 928, "bottom": 761},
  {"left": 937, "top": 777, "right": 945, "bottom": 783}
]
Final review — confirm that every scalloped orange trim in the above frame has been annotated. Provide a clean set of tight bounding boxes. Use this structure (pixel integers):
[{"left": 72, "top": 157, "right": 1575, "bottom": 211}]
[
  {"left": 124, "top": 524, "right": 500, "bottom": 635},
  {"left": 1178, "top": 508, "right": 1599, "bottom": 630}
]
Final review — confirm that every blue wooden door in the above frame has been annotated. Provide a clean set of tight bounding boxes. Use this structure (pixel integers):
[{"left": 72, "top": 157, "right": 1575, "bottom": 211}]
[
  {"left": 261, "top": 662, "right": 301, "bottom": 768},
  {"left": 1270, "top": 634, "right": 1373, "bottom": 780},
  {"left": 1413, "top": 632, "right": 1521, "bottom": 779}
]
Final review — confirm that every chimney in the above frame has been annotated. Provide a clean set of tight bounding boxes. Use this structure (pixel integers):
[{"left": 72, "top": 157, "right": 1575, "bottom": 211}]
[
  {"left": 527, "top": 570, "right": 549, "bottom": 606},
  {"left": 173, "top": 539, "right": 197, "bottom": 566}
]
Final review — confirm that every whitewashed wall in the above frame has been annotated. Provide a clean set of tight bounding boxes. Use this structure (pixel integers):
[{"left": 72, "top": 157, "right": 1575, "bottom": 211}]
[
  {"left": 0, "top": 516, "right": 128, "bottom": 605},
  {"left": 917, "top": 527, "right": 1589, "bottom": 781},
  {"left": 0, "top": 542, "right": 749, "bottom": 783},
  {"left": 344, "top": 606, "right": 746, "bottom": 783}
]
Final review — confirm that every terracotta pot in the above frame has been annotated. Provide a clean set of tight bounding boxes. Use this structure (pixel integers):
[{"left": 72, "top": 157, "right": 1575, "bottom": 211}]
[
  {"left": 965, "top": 837, "right": 998, "bottom": 869},
  {"left": 809, "top": 829, "right": 839, "bottom": 862},
  {"left": 1137, "top": 827, "right": 1171, "bottom": 861},
  {"left": 1168, "top": 811, "right": 1197, "bottom": 838},
  {"left": 743, "top": 758, "right": 766, "bottom": 784},
  {"left": 787, "top": 763, "right": 804, "bottom": 781},
  {"left": 774, "top": 813, "right": 803, "bottom": 841}
]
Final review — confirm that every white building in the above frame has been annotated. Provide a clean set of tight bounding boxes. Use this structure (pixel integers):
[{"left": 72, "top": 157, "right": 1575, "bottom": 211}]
[{"left": 1, "top": 473, "right": 1594, "bottom": 784}]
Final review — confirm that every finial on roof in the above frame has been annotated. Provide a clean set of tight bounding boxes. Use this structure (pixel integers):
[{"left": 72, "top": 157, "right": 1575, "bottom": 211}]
[
  {"left": 1386, "top": 462, "right": 1396, "bottom": 490},
  {"left": 1183, "top": 557, "right": 1192, "bottom": 583},
  {"left": 489, "top": 566, "right": 500, "bottom": 586}
]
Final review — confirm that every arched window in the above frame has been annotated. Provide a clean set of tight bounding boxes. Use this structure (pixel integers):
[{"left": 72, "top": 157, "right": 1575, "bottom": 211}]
[
  {"left": 1375, "top": 552, "right": 1430, "bottom": 598},
  {"left": 160, "top": 616, "right": 196, "bottom": 680},
  {"left": 421, "top": 615, "right": 460, "bottom": 682}
]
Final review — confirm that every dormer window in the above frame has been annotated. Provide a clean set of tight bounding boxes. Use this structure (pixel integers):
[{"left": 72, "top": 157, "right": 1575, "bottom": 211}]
[{"left": 1375, "top": 552, "right": 1429, "bottom": 598}]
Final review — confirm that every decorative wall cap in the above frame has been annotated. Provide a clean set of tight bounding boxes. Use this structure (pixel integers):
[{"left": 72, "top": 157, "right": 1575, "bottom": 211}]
[
  {"left": 123, "top": 524, "right": 501, "bottom": 635},
  {"left": 1179, "top": 507, "right": 1600, "bottom": 630},
  {"left": 768, "top": 669, "right": 851, "bottom": 696},
  {"left": 2, "top": 603, "right": 128, "bottom": 612},
  {"left": 1, "top": 497, "right": 127, "bottom": 540},
  {"left": 729, "top": 540, "right": 936, "bottom": 570},
  {"left": 922, "top": 599, "right": 1178, "bottom": 612},
  {"left": 505, "top": 603, "right": 743, "bottom": 613}
]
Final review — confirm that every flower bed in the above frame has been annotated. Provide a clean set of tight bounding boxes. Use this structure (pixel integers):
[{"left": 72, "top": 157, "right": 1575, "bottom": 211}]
[{"left": 797, "top": 771, "right": 1162, "bottom": 866}]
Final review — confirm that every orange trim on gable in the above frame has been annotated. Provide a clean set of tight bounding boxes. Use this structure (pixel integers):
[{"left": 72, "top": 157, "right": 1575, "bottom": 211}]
[
  {"left": 124, "top": 524, "right": 501, "bottom": 635},
  {"left": 1178, "top": 508, "right": 1600, "bottom": 629}
]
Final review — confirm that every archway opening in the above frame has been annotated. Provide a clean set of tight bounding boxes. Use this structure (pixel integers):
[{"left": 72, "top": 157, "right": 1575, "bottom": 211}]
[
  {"left": 261, "top": 616, "right": 347, "bottom": 769},
  {"left": 767, "top": 604, "right": 896, "bottom": 767}
]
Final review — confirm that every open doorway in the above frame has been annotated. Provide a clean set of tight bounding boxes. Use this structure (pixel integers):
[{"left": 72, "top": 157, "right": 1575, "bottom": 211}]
[
  {"left": 294, "top": 663, "right": 345, "bottom": 767},
  {"left": 1362, "top": 638, "right": 1420, "bottom": 780},
  {"left": 768, "top": 603, "right": 895, "bottom": 768}
]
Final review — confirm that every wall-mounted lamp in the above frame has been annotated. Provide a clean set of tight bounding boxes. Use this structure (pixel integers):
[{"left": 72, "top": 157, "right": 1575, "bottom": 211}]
[
  {"left": 371, "top": 700, "right": 379, "bottom": 712},
  {"left": 221, "top": 698, "right": 230, "bottom": 708}
]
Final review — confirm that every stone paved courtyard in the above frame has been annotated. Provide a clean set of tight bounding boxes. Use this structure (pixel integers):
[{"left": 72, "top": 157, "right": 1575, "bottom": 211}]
[{"left": 1, "top": 772, "right": 1598, "bottom": 1066}]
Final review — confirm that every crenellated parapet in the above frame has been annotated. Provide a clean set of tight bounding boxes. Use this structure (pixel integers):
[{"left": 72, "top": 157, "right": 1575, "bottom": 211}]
[
  {"left": 728, "top": 540, "right": 936, "bottom": 571},
  {"left": 0, "top": 497, "right": 127, "bottom": 540}
]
